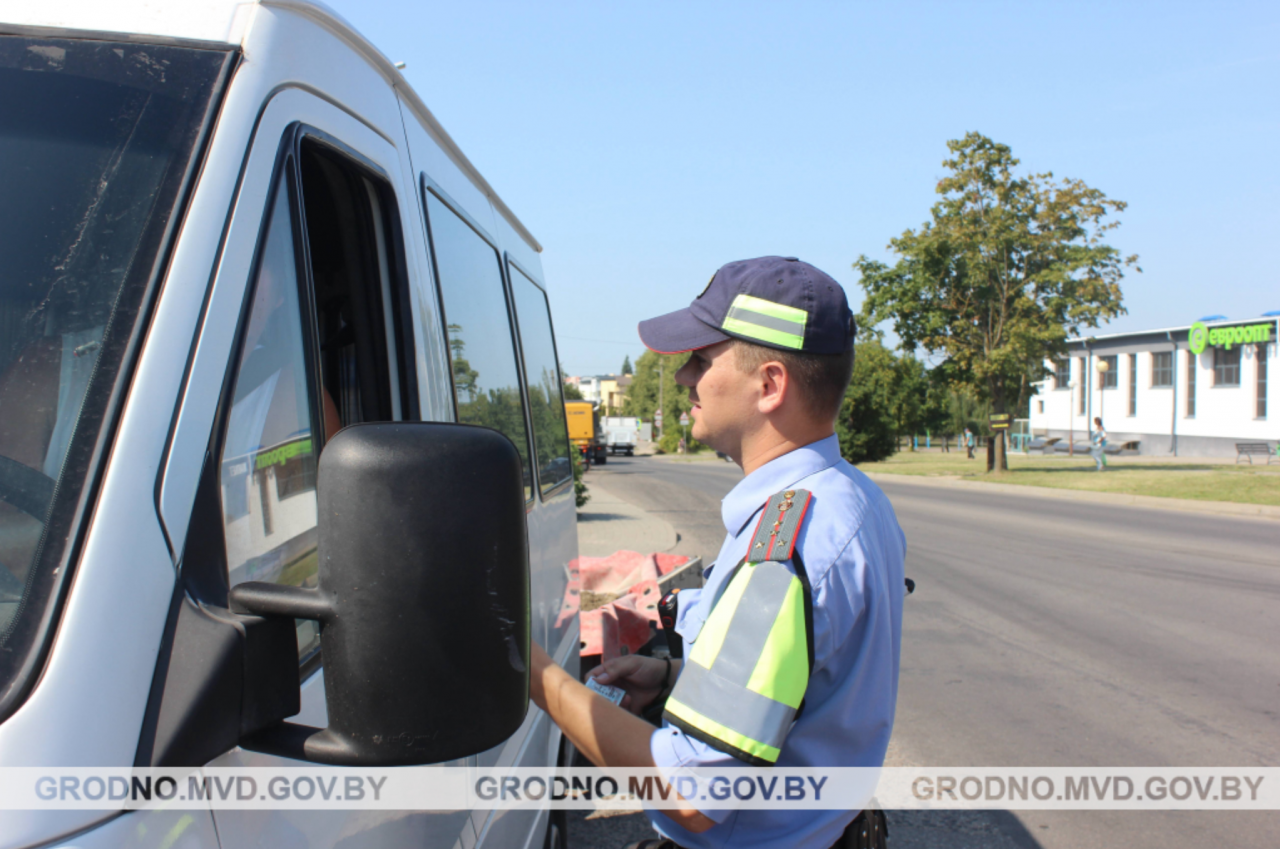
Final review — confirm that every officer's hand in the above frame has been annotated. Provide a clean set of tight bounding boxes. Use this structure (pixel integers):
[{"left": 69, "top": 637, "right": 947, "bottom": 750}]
[{"left": 586, "top": 655, "right": 671, "bottom": 716}]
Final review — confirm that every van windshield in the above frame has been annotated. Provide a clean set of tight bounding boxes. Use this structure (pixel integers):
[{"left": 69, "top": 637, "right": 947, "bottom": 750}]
[{"left": 0, "top": 35, "right": 229, "bottom": 705}]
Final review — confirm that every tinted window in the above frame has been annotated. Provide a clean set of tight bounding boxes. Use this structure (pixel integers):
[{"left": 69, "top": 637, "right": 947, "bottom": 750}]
[
  {"left": 510, "top": 264, "right": 572, "bottom": 496},
  {"left": 0, "top": 37, "right": 228, "bottom": 702},
  {"left": 425, "top": 190, "right": 532, "bottom": 498},
  {"left": 220, "top": 179, "right": 321, "bottom": 661}
]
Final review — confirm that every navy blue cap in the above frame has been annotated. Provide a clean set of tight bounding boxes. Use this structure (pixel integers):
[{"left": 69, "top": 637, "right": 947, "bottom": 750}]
[{"left": 638, "top": 256, "right": 855, "bottom": 355}]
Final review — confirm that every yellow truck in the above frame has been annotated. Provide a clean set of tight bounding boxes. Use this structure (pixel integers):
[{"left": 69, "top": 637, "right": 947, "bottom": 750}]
[{"left": 565, "top": 401, "right": 608, "bottom": 465}]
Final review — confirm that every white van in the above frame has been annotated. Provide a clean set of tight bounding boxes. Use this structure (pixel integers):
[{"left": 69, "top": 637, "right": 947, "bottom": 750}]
[{"left": 0, "top": 2, "right": 578, "bottom": 847}]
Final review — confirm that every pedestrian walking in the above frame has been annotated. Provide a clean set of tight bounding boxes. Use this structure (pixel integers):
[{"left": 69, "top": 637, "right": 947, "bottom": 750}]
[
  {"left": 525, "top": 257, "right": 905, "bottom": 849},
  {"left": 964, "top": 427, "right": 975, "bottom": 459},
  {"left": 1090, "top": 417, "right": 1108, "bottom": 471}
]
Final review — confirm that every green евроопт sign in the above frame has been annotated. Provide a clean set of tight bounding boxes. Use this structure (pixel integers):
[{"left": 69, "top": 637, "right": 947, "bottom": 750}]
[{"left": 1188, "top": 320, "right": 1275, "bottom": 355}]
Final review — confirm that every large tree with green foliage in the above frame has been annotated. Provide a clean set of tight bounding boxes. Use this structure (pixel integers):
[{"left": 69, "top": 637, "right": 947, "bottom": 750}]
[
  {"left": 836, "top": 339, "right": 901, "bottom": 463},
  {"left": 622, "top": 350, "right": 704, "bottom": 452},
  {"left": 855, "top": 132, "right": 1136, "bottom": 470}
]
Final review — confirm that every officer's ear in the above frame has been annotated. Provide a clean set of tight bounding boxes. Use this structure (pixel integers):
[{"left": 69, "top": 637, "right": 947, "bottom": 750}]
[{"left": 757, "top": 360, "right": 789, "bottom": 415}]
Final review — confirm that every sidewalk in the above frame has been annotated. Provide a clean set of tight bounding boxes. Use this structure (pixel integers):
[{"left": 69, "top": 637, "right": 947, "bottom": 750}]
[
  {"left": 570, "top": 476, "right": 676, "bottom": 848},
  {"left": 576, "top": 474, "right": 678, "bottom": 557}
]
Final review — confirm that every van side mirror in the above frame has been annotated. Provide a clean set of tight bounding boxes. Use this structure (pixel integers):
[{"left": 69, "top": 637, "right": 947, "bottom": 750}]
[{"left": 230, "top": 422, "right": 530, "bottom": 765}]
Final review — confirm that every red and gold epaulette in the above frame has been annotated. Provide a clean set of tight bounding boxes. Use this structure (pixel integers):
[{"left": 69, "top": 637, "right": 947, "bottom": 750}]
[{"left": 746, "top": 488, "right": 812, "bottom": 562}]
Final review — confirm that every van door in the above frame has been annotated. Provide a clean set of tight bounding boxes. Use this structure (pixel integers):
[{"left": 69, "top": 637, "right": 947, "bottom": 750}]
[
  {"left": 151, "top": 90, "right": 473, "bottom": 849},
  {"left": 418, "top": 181, "right": 561, "bottom": 847}
]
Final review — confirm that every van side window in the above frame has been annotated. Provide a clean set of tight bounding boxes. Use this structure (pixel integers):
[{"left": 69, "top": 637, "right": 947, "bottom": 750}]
[
  {"left": 424, "top": 189, "right": 533, "bottom": 500},
  {"left": 216, "top": 136, "right": 413, "bottom": 664},
  {"left": 219, "top": 175, "right": 323, "bottom": 661},
  {"left": 300, "top": 143, "right": 414, "bottom": 427},
  {"left": 509, "top": 264, "right": 572, "bottom": 496}
]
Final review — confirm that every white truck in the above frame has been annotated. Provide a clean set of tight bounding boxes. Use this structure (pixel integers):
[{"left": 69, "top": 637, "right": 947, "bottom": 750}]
[
  {"left": 0, "top": 3, "right": 578, "bottom": 847},
  {"left": 602, "top": 415, "right": 640, "bottom": 456}
]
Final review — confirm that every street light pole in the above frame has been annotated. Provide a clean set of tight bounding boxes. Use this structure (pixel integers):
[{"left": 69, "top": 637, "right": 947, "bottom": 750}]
[{"left": 658, "top": 360, "right": 664, "bottom": 440}]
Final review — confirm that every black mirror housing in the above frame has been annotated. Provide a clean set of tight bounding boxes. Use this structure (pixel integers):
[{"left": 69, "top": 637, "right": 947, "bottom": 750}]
[{"left": 231, "top": 422, "right": 530, "bottom": 765}]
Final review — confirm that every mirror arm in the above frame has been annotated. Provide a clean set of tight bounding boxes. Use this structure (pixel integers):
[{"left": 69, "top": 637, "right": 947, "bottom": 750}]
[
  {"left": 229, "top": 583, "right": 361, "bottom": 765},
  {"left": 230, "top": 582, "right": 330, "bottom": 621},
  {"left": 238, "top": 721, "right": 361, "bottom": 764}
]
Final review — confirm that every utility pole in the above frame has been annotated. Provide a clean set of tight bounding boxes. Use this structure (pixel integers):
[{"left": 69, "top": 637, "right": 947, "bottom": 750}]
[{"left": 658, "top": 360, "right": 664, "bottom": 439}]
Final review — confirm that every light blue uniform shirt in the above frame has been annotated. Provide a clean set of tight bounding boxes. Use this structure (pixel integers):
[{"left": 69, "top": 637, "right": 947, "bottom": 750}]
[{"left": 649, "top": 435, "right": 906, "bottom": 848}]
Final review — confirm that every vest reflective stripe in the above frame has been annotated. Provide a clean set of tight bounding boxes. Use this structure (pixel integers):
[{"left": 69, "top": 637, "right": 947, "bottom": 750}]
[
  {"left": 666, "top": 662, "right": 796, "bottom": 752},
  {"left": 664, "top": 558, "right": 811, "bottom": 765},
  {"left": 665, "top": 696, "right": 783, "bottom": 764}
]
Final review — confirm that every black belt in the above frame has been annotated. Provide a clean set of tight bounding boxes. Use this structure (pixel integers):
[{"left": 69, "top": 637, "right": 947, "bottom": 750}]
[{"left": 624, "top": 809, "right": 888, "bottom": 849}]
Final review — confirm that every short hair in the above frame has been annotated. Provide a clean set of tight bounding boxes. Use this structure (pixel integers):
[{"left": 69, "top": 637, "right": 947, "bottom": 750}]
[{"left": 730, "top": 339, "right": 855, "bottom": 424}]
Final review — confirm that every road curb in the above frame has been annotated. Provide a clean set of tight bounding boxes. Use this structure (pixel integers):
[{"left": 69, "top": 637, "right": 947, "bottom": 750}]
[{"left": 863, "top": 472, "right": 1280, "bottom": 521}]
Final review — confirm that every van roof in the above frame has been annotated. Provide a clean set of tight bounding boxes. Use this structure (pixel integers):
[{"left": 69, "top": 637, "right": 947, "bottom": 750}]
[{"left": 0, "top": 0, "right": 543, "bottom": 253}]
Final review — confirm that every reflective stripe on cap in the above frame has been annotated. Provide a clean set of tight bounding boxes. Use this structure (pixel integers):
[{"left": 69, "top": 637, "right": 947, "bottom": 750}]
[{"left": 722, "top": 294, "right": 807, "bottom": 349}]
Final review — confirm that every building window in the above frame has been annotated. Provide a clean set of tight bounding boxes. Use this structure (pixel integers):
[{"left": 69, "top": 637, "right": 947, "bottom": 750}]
[
  {"left": 1151, "top": 351, "right": 1173, "bottom": 387},
  {"left": 1259, "top": 343, "right": 1270, "bottom": 419},
  {"left": 1037, "top": 399, "right": 1045, "bottom": 414},
  {"left": 1099, "top": 355, "right": 1118, "bottom": 388},
  {"left": 1213, "top": 346, "right": 1241, "bottom": 386},
  {"left": 1053, "top": 359, "right": 1070, "bottom": 389},
  {"left": 1128, "top": 353, "right": 1137, "bottom": 416},
  {"left": 1077, "top": 357, "right": 1086, "bottom": 414},
  {"left": 1186, "top": 351, "right": 1196, "bottom": 417}
]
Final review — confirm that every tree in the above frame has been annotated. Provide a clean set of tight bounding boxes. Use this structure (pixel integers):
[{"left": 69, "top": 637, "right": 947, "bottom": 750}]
[
  {"left": 621, "top": 355, "right": 633, "bottom": 375},
  {"left": 622, "top": 350, "right": 705, "bottom": 452},
  {"left": 836, "top": 339, "right": 901, "bottom": 464},
  {"left": 855, "top": 133, "right": 1136, "bottom": 471},
  {"left": 447, "top": 324, "right": 479, "bottom": 403},
  {"left": 562, "top": 371, "right": 584, "bottom": 401}
]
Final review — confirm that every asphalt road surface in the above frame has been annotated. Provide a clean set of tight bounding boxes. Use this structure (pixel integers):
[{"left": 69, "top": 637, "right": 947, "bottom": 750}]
[{"left": 578, "top": 453, "right": 1280, "bottom": 848}]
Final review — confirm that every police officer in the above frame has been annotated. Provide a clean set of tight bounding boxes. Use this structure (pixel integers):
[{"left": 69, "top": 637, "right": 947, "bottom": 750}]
[{"left": 528, "top": 256, "right": 906, "bottom": 849}]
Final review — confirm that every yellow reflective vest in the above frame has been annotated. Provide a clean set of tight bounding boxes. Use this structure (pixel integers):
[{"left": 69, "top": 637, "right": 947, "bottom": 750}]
[{"left": 663, "top": 488, "right": 815, "bottom": 765}]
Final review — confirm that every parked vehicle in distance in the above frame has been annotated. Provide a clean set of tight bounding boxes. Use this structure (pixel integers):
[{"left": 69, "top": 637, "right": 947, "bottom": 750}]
[
  {"left": 602, "top": 415, "right": 640, "bottom": 456},
  {"left": 0, "top": 3, "right": 578, "bottom": 847},
  {"left": 566, "top": 401, "right": 608, "bottom": 464}
]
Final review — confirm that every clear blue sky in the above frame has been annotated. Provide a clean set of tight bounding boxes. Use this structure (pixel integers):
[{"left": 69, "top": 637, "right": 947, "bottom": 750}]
[{"left": 326, "top": 0, "right": 1279, "bottom": 377}]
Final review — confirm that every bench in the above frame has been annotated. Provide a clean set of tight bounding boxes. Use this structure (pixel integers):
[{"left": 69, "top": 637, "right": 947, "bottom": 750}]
[{"left": 1235, "top": 442, "right": 1276, "bottom": 464}]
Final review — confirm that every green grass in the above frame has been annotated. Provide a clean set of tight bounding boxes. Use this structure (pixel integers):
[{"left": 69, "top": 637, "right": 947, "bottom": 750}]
[
  {"left": 276, "top": 549, "right": 319, "bottom": 588},
  {"left": 856, "top": 451, "right": 1280, "bottom": 507}
]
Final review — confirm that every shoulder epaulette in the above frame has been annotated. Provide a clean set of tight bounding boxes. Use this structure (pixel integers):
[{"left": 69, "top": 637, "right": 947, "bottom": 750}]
[{"left": 746, "top": 488, "right": 812, "bottom": 563}]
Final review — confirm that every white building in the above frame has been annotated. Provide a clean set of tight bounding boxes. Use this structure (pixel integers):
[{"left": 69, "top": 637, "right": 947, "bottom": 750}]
[{"left": 1029, "top": 315, "right": 1278, "bottom": 456}]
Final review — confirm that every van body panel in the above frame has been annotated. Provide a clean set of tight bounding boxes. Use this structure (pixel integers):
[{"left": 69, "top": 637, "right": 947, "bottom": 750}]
[
  {"left": 0, "top": 385, "right": 179, "bottom": 846},
  {"left": 206, "top": 672, "right": 479, "bottom": 849},
  {"left": 405, "top": 126, "right": 501, "bottom": 251},
  {"left": 0, "top": 3, "right": 578, "bottom": 848},
  {"left": 47, "top": 808, "right": 221, "bottom": 849},
  {"left": 158, "top": 85, "right": 404, "bottom": 561},
  {"left": 393, "top": 97, "right": 456, "bottom": 423}
]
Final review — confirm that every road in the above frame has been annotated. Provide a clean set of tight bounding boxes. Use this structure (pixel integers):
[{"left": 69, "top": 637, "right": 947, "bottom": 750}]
[{"left": 578, "top": 453, "right": 1280, "bottom": 848}]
